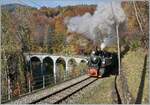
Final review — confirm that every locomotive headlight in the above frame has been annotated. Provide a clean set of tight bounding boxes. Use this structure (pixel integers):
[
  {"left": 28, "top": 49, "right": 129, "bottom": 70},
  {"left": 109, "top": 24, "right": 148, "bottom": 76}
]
[{"left": 102, "top": 60, "right": 105, "bottom": 64}]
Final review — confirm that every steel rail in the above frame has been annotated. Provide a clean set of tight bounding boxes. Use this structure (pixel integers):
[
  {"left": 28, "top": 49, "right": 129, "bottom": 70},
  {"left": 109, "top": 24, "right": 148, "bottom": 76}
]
[{"left": 30, "top": 77, "right": 98, "bottom": 104}]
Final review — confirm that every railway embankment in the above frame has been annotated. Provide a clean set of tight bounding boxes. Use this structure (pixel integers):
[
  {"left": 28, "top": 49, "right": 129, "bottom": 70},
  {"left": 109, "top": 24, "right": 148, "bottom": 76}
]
[
  {"left": 116, "top": 48, "right": 149, "bottom": 104},
  {"left": 4, "top": 75, "right": 89, "bottom": 104},
  {"left": 75, "top": 76, "right": 117, "bottom": 104}
]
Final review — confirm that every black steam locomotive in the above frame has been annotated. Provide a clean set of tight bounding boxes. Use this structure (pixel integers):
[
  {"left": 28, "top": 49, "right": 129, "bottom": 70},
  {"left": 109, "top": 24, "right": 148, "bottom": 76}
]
[{"left": 87, "top": 49, "right": 118, "bottom": 77}]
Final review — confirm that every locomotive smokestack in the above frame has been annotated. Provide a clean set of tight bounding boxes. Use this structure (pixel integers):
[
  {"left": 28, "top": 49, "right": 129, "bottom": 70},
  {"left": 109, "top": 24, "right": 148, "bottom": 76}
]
[{"left": 101, "top": 43, "right": 105, "bottom": 50}]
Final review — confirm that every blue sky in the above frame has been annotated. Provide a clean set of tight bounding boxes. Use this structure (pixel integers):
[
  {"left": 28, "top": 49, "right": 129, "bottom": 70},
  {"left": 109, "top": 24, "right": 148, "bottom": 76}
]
[{"left": 1, "top": 0, "right": 112, "bottom": 8}]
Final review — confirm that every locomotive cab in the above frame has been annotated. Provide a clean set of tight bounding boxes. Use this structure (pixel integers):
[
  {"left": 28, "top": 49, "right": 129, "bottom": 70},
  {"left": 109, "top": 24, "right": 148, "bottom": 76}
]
[{"left": 101, "top": 57, "right": 112, "bottom": 67}]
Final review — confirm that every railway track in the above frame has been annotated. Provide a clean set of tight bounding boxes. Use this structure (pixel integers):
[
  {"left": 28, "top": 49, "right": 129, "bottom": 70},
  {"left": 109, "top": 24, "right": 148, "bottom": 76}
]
[{"left": 30, "top": 77, "right": 98, "bottom": 104}]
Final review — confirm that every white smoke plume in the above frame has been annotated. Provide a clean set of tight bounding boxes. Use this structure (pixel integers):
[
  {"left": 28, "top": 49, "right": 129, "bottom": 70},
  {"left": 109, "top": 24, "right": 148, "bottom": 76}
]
[
  {"left": 101, "top": 35, "right": 117, "bottom": 50},
  {"left": 66, "top": 2, "right": 126, "bottom": 50}
]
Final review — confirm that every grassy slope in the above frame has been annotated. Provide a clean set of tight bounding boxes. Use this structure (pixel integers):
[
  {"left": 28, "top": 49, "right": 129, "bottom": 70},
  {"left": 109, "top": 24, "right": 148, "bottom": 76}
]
[
  {"left": 122, "top": 48, "right": 149, "bottom": 103},
  {"left": 78, "top": 76, "right": 116, "bottom": 104},
  {"left": 78, "top": 48, "right": 149, "bottom": 104}
]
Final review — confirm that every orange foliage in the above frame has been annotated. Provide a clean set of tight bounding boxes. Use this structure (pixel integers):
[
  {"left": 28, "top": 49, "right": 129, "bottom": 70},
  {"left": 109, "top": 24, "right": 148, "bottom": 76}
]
[{"left": 54, "top": 16, "right": 66, "bottom": 34}]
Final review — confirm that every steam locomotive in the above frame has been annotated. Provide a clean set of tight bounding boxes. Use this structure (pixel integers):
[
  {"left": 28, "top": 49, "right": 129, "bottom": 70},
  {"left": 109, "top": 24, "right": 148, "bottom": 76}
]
[{"left": 87, "top": 49, "right": 118, "bottom": 77}]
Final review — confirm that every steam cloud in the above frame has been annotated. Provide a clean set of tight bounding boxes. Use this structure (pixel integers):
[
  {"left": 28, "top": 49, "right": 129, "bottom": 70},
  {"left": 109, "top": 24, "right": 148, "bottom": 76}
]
[{"left": 66, "top": 2, "right": 126, "bottom": 50}]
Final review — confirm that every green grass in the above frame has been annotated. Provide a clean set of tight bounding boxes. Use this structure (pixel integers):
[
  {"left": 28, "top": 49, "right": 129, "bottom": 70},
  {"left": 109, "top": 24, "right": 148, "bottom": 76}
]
[
  {"left": 78, "top": 76, "right": 116, "bottom": 104},
  {"left": 122, "top": 48, "right": 149, "bottom": 103}
]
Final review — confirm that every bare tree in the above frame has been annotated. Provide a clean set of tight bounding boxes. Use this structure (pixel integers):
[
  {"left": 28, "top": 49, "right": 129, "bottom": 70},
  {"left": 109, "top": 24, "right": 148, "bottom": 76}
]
[{"left": 133, "top": 1, "right": 144, "bottom": 35}]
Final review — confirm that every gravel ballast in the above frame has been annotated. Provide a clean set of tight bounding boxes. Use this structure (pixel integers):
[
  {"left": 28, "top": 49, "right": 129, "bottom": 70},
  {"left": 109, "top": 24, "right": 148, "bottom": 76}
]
[{"left": 5, "top": 75, "right": 89, "bottom": 104}]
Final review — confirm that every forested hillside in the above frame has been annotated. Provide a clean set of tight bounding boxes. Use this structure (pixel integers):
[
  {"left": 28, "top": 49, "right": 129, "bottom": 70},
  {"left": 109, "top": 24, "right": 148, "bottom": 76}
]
[
  {"left": 1, "top": 1, "right": 148, "bottom": 56},
  {"left": 2, "top": 4, "right": 96, "bottom": 55}
]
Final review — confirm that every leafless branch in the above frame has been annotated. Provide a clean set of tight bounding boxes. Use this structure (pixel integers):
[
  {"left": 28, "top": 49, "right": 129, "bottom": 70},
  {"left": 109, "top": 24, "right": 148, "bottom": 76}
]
[{"left": 133, "top": 1, "right": 144, "bottom": 35}]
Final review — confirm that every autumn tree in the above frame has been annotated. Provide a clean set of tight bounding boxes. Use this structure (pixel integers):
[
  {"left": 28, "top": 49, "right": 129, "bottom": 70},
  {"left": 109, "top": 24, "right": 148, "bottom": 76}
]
[{"left": 122, "top": 1, "right": 149, "bottom": 49}]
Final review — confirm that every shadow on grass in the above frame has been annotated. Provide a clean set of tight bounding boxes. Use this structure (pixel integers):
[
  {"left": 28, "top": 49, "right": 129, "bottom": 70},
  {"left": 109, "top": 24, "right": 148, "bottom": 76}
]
[
  {"left": 135, "top": 55, "right": 147, "bottom": 104},
  {"left": 115, "top": 75, "right": 122, "bottom": 104}
]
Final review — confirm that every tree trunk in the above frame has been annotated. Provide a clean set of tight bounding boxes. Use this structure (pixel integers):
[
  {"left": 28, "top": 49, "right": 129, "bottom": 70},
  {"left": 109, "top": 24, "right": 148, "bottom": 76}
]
[{"left": 133, "top": 1, "right": 144, "bottom": 35}]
